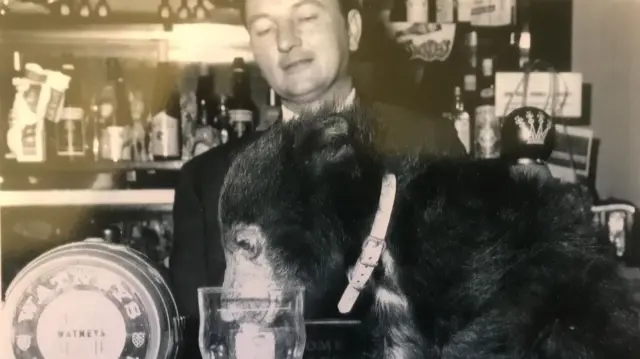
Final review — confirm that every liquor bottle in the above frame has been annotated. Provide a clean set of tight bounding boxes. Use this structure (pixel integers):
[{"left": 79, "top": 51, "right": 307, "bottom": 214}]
[
  {"left": 101, "top": 58, "right": 130, "bottom": 162},
  {"left": 3, "top": 51, "right": 22, "bottom": 160},
  {"left": 519, "top": 22, "right": 531, "bottom": 69},
  {"left": 191, "top": 64, "right": 220, "bottom": 156},
  {"left": 474, "top": 58, "right": 499, "bottom": 159},
  {"left": 258, "top": 88, "right": 281, "bottom": 131},
  {"left": 463, "top": 30, "right": 478, "bottom": 107},
  {"left": 216, "top": 95, "right": 231, "bottom": 145},
  {"left": 227, "top": 58, "right": 258, "bottom": 142},
  {"left": 149, "top": 63, "right": 182, "bottom": 161},
  {"left": 451, "top": 86, "right": 471, "bottom": 154},
  {"left": 57, "top": 54, "right": 87, "bottom": 162}
]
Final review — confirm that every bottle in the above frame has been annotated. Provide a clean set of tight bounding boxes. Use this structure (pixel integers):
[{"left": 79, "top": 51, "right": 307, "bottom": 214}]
[
  {"left": 474, "top": 58, "right": 499, "bottom": 159},
  {"left": 519, "top": 22, "right": 531, "bottom": 69},
  {"left": 258, "top": 88, "right": 282, "bottom": 131},
  {"left": 3, "top": 51, "right": 22, "bottom": 160},
  {"left": 191, "top": 64, "right": 220, "bottom": 156},
  {"left": 227, "top": 57, "right": 258, "bottom": 142},
  {"left": 99, "top": 58, "right": 129, "bottom": 162},
  {"left": 216, "top": 95, "right": 231, "bottom": 145},
  {"left": 149, "top": 63, "right": 182, "bottom": 161},
  {"left": 463, "top": 30, "right": 478, "bottom": 109},
  {"left": 451, "top": 86, "right": 471, "bottom": 154},
  {"left": 56, "top": 54, "right": 87, "bottom": 162}
]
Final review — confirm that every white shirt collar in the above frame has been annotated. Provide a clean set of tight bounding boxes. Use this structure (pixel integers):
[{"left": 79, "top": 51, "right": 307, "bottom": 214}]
[{"left": 281, "top": 88, "right": 356, "bottom": 123}]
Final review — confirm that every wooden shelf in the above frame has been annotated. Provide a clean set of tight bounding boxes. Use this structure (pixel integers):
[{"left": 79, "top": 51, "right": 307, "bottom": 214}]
[
  {"left": 0, "top": 189, "right": 174, "bottom": 208},
  {"left": 0, "top": 8, "right": 243, "bottom": 30},
  {"left": 1, "top": 159, "right": 185, "bottom": 174}
]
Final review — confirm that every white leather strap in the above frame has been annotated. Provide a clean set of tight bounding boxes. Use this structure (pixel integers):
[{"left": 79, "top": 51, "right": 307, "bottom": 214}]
[{"left": 338, "top": 173, "right": 397, "bottom": 314}]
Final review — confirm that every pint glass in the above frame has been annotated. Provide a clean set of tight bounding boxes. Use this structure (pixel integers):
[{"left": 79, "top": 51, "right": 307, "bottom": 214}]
[{"left": 198, "top": 286, "right": 306, "bottom": 359}]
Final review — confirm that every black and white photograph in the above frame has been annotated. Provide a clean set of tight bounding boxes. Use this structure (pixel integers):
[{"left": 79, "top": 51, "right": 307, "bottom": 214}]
[{"left": 1, "top": 0, "right": 640, "bottom": 359}]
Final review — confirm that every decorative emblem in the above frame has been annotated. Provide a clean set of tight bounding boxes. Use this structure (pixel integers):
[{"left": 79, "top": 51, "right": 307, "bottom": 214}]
[
  {"left": 392, "top": 23, "right": 456, "bottom": 62},
  {"left": 513, "top": 110, "right": 552, "bottom": 145},
  {"left": 9, "top": 265, "right": 150, "bottom": 359}
]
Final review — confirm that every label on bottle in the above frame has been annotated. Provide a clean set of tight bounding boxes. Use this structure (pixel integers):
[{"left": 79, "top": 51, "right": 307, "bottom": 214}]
[
  {"left": 474, "top": 105, "right": 500, "bottom": 158},
  {"left": 56, "top": 107, "right": 85, "bottom": 157},
  {"left": 229, "top": 109, "right": 254, "bottom": 139},
  {"left": 463, "top": 74, "right": 477, "bottom": 92},
  {"left": 470, "top": 0, "right": 514, "bottom": 27},
  {"left": 100, "top": 126, "right": 125, "bottom": 162},
  {"left": 150, "top": 111, "right": 180, "bottom": 159}
]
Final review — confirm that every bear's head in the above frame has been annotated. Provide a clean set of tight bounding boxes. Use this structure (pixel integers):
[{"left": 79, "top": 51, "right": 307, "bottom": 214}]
[{"left": 218, "top": 106, "right": 387, "bottom": 319}]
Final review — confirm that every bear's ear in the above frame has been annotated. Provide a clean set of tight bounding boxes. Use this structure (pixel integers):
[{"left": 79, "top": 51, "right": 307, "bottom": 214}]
[{"left": 293, "top": 113, "right": 358, "bottom": 178}]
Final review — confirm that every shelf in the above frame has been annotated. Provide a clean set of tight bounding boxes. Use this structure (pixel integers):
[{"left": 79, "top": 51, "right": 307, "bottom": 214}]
[
  {"left": 0, "top": 189, "right": 174, "bottom": 208},
  {"left": 0, "top": 20, "right": 254, "bottom": 63},
  {"left": 1, "top": 159, "right": 185, "bottom": 174}
]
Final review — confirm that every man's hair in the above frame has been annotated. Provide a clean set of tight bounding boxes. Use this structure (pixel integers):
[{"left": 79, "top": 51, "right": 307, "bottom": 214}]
[{"left": 239, "top": 0, "right": 362, "bottom": 27}]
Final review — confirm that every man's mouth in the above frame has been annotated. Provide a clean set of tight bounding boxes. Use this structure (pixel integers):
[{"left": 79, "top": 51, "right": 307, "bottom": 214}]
[{"left": 282, "top": 59, "right": 312, "bottom": 72}]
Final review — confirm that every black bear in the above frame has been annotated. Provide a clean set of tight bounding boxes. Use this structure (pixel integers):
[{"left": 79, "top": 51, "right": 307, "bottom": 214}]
[{"left": 218, "top": 105, "right": 640, "bottom": 359}]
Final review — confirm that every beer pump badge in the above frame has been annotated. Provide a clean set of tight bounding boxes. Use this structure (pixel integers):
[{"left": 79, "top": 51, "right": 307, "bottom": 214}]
[{"left": 8, "top": 264, "right": 150, "bottom": 359}]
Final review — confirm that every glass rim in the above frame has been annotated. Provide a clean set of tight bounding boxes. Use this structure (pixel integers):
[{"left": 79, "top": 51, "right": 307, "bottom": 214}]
[{"left": 197, "top": 285, "right": 306, "bottom": 294}]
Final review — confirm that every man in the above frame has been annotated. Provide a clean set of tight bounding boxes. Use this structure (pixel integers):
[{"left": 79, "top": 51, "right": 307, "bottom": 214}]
[{"left": 169, "top": 0, "right": 465, "bottom": 357}]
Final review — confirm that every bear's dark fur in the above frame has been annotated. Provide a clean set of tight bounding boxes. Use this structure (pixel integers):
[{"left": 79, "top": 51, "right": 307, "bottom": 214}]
[{"left": 218, "top": 105, "right": 640, "bottom": 359}]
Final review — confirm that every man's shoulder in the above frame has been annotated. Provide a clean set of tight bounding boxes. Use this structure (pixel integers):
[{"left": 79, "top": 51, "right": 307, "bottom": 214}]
[
  {"left": 367, "top": 100, "right": 466, "bottom": 156},
  {"left": 370, "top": 100, "right": 449, "bottom": 127},
  {"left": 180, "top": 131, "right": 265, "bottom": 181}
]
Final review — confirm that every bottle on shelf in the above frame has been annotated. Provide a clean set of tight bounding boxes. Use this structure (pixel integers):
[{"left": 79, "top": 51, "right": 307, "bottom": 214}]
[
  {"left": 56, "top": 54, "right": 88, "bottom": 163},
  {"left": 519, "top": 22, "right": 531, "bottom": 69},
  {"left": 3, "top": 51, "right": 22, "bottom": 160},
  {"left": 473, "top": 57, "right": 499, "bottom": 159},
  {"left": 258, "top": 87, "right": 282, "bottom": 131},
  {"left": 463, "top": 30, "right": 478, "bottom": 108},
  {"left": 149, "top": 62, "right": 182, "bottom": 161},
  {"left": 101, "top": 58, "right": 130, "bottom": 162},
  {"left": 216, "top": 95, "right": 231, "bottom": 145},
  {"left": 191, "top": 64, "right": 221, "bottom": 157},
  {"left": 226, "top": 57, "right": 258, "bottom": 142},
  {"left": 450, "top": 86, "right": 471, "bottom": 154}
]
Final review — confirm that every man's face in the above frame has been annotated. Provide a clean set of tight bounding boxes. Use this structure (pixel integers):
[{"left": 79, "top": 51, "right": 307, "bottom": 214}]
[{"left": 244, "top": 0, "right": 361, "bottom": 103}]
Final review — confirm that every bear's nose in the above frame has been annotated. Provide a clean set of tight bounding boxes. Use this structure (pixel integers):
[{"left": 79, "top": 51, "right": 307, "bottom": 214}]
[{"left": 235, "top": 233, "right": 262, "bottom": 259}]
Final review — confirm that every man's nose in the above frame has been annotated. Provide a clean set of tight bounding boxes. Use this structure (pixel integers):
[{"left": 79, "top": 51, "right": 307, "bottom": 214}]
[{"left": 277, "top": 22, "right": 301, "bottom": 52}]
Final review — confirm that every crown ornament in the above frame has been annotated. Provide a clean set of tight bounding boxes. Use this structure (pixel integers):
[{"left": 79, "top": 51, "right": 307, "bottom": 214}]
[
  {"left": 514, "top": 110, "right": 553, "bottom": 145},
  {"left": 501, "top": 106, "right": 556, "bottom": 163}
]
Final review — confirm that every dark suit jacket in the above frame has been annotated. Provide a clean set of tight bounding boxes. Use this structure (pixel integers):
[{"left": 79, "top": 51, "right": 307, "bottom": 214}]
[{"left": 169, "top": 98, "right": 466, "bottom": 358}]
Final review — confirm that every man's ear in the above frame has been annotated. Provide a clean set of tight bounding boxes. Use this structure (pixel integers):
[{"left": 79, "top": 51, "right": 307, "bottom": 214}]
[
  {"left": 293, "top": 114, "right": 357, "bottom": 179},
  {"left": 346, "top": 9, "right": 363, "bottom": 52}
]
